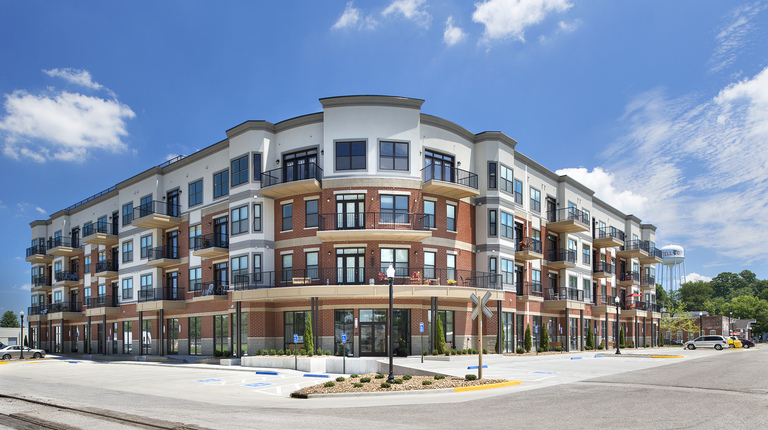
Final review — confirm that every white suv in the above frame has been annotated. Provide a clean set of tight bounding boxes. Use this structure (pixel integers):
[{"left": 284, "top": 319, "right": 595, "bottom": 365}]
[{"left": 684, "top": 335, "right": 728, "bottom": 350}]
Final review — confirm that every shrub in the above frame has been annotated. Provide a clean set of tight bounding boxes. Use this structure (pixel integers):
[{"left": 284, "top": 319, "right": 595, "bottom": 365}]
[
  {"left": 461, "top": 349, "right": 467, "bottom": 355},
  {"left": 304, "top": 314, "right": 314, "bottom": 355},
  {"left": 597, "top": 345, "right": 605, "bottom": 350},
  {"left": 541, "top": 324, "right": 550, "bottom": 352},
  {"left": 422, "top": 350, "right": 429, "bottom": 356},
  {"left": 496, "top": 325, "right": 505, "bottom": 353},
  {"left": 307, "top": 348, "right": 314, "bottom": 357},
  {"left": 554, "top": 347, "right": 562, "bottom": 352},
  {"left": 435, "top": 314, "right": 446, "bottom": 354},
  {"left": 213, "top": 349, "right": 222, "bottom": 357},
  {"left": 482, "top": 348, "right": 488, "bottom": 355},
  {"left": 422, "top": 380, "right": 432, "bottom": 385},
  {"left": 350, "top": 374, "right": 359, "bottom": 378},
  {"left": 325, "top": 350, "right": 331, "bottom": 356},
  {"left": 659, "top": 333, "right": 664, "bottom": 347},
  {"left": 270, "top": 349, "right": 276, "bottom": 356},
  {"left": 354, "top": 383, "right": 363, "bottom": 388},
  {"left": 360, "top": 377, "right": 371, "bottom": 383},
  {"left": 324, "top": 381, "right": 335, "bottom": 388},
  {"left": 585, "top": 346, "right": 593, "bottom": 350},
  {"left": 450, "top": 349, "right": 456, "bottom": 355},
  {"left": 299, "top": 349, "right": 306, "bottom": 356},
  {"left": 375, "top": 374, "right": 385, "bottom": 379},
  {"left": 536, "top": 347, "right": 545, "bottom": 353},
  {"left": 465, "top": 374, "right": 477, "bottom": 381},
  {"left": 254, "top": 350, "right": 261, "bottom": 356},
  {"left": 434, "top": 374, "right": 445, "bottom": 380},
  {"left": 524, "top": 324, "right": 532, "bottom": 353},
  {"left": 403, "top": 374, "right": 412, "bottom": 380},
  {"left": 432, "top": 350, "right": 438, "bottom": 356},
  {"left": 445, "top": 351, "right": 450, "bottom": 356},
  {"left": 285, "top": 349, "right": 292, "bottom": 356},
  {"left": 393, "top": 378, "right": 403, "bottom": 384},
  {"left": 516, "top": 347, "right": 525, "bottom": 354},
  {"left": 277, "top": 349, "right": 284, "bottom": 355},
  {"left": 336, "top": 376, "right": 345, "bottom": 382},
  {"left": 586, "top": 327, "right": 594, "bottom": 350},
  {"left": 317, "top": 348, "right": 323, "bottom": 356},
  {"left": 380, "top": 382, "right": 391, "bottom": 388},
  {"left": 619, "top": 326, "right": 625, "bottom": 348}
]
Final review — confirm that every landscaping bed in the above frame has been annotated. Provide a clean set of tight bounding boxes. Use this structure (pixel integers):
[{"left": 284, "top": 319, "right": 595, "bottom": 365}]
[{"left": 292, "top": 373, "right": 508, "bottom": 397}]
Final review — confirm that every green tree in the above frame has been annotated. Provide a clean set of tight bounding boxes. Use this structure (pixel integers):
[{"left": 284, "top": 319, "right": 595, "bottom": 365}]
[
  {"left": 524, "top": 324, "right": 532, "bottom": 352},
  {"left": 540, "top": 324, "right": 550, "bottom": 351},
  {"left": 24, "top": 335, "right": 28, "bottom": 347},
  {"left": 435, "top": 314, "right": 446, "bottom": 354},
  {"left": 0, "top": 311, "right": 19, "bottom": 328},
  {"left": 619, "top": 326, "right": 625, "bottom": 347},
  {"left": 660, "top": 302, "right": 699, "bottom": 340},
  {"left": 710, "top": 272, "right": 748, "bottom": 299},
  {"left": 679, "top": 280, "right": 713, "bottom": 311},
  {"left": 495, "top": 324, "right": 505, "bottom": 353},
  {"left": 702, "top": 297, "right": 729, "bottom": 317},
  {"left": 586, "top": 327, "right": 594, "bottom": 349},
  {"left": 658, "top": 331, "right": 664, "bottom": 347},
  {"left": 303, "top": 313, "right": 314, "bottom": 355},
  {"left": 730, "top": 295, "right": 768, "bottom": 334},
  {"left": 656, "top": 284, "right": 669, "bottom": 308}
]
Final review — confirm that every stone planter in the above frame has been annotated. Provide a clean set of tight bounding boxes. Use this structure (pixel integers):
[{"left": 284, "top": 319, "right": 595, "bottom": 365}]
[{"left": 241, "top": 356, "right": 327, "bottom": 372}]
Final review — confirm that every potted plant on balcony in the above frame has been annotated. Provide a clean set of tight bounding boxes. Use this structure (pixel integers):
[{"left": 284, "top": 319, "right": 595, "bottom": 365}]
[{"left": 447, "top": 279, "right": 457, "bottom": 285}]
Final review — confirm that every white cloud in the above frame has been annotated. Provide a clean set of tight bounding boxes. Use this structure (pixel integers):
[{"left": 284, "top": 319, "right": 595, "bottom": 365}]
[
  {"left": 687, "top": 273, "right": 713, "bottom": 283},
  {"left": 0, "top": 81, "right": 135, "bottom": 163},
  {"left": 18, "top": 284, "right": 32, "bottom": 291},
  {"left": 43, "top": 68, "right": 103, "bottom": 91},
  {"left": 443, "top": 16, "right": 466, "bottom": 46},
  {"left": 332, "top": 2, "right": 377, "bottom": 30},
  {"left": 0, "top": 200, "right": 6, "bottom": 210},
  {"left": 472, "top": 0, "right": 572, "bottom": 43},
  {"left": 35, "top": 206, "right": 46, "bottom": 215},
  {"left": 555, "top": 167, "right": 649, "bottom": 217},
  {"left": 383, "top": 0, "right": 431, "bottom": 29},
  {"left": 708, "top": 3, "right": 766, "bottom": 74}
]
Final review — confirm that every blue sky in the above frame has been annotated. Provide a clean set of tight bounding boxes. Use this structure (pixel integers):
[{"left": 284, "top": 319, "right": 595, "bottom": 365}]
[{"left": 2, "top": 1, "right": 768, "bottom": 316}]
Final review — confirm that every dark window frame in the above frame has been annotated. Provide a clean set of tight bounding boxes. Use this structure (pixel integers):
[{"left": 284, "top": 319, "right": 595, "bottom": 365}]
[
  {"left": 213, "top": 169, "right": 229, "bottom": 199},
  {"left": 489, "top": 209, "right": 497, "bottom": 237},
  {"left": 231, "top": 155, "right": 249, "bottom": 187},
  {"left": 282, "top": 203, "right": 292, "bottom": 231},
  {"left": 140, "top": 235, "right": 152, "bottom": 259},
  {"left": 253, "top": 203, "right": 262, "bottom": 232},
  {"left": 488, "top": 162, "right": 497, "bottom": 189},
  {"left": 231, "top": 205, "right": 248, "bottom": 236},
  {"left": 446, "top": 203, "right": 456, "bottom": 232},
  {"left": 530, "top": 187, "right": 541, "bottom": 213},
  {"left": 305, "top": 199, "right": 318, "bottom": 228},
  {"left": 379, "top": 140, "right": 409, "bottom": 171},
  {"left": 424, "top": 200, "right": 435, "bottom": 229},
  {"left": 253, "top": 153, "right": 262, "bottom": 181},
  {"left": 188, "top": 179, "right": 203, "bottom": 208},
  {"left": 335, "top": 140, "right": 367, "bottom": 171},
  {"left": 122, "top": 240, "right": 133, "bottom": 263}
]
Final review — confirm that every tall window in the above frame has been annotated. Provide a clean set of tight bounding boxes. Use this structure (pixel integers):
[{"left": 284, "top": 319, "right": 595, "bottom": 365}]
[
  {"left": 122, "top": 240, "right": 133, "bottom": 262},
  {"left": 213, "top": 170, "right": 229, "bottom": 198},
  {"left": 84, "top": 256, "right": 91, "bottom": 274},
  {"left": 189, "top": 180, "right": 203, "bottom": 207},
  {"left": 489, "top": 209, "right": 497, "bottom": 236},
  {"left": 140, "top": 235, "right": 152, "bottom": 259},
  {"left": 122, "top": 278, "right": 133, "bottom": 299},
  {"left": 501, "top": 211, "right": 513, "bottom": 239},
  {"left": 501, "top": 258, "right": 514, "bottom": 285},
  {"left": 253, "top": 203, "right": 262, "bottom": 232},
  {"left": 424, "top": 251, "right": 436, "bottom": 279},
  {"left": 141, "top": 320, "right": 152, "bottom": 354},
  {"left": 500, "top": 164, "right": 513, "bottom": 193},
  {"left": 381, "top": 248, "right": 409, "bottom": 277},
  {"left": 189, "top": 267, "right": 201, "bottom": 291},
  {"left": 123, "top": 321, "right": 133, "bottom": 354},
  {"left": 282, "top": 203, "right": 292, "bottom": 231},
  {"left": 231, "top": 206, "right": 248, "bottom": 235},
  {"left": 141, "top": 274, "right": 152, "bottom": 294},
  {"left": 446, "top": 204, "right": 456, "bottom": 231},
  {"left": 305, "top": 200, "right": 318, "bottom": 228},
  {"left": 569, "top": 275, "right": 578, "bottom": 290},
  {"left": 282, "top": 254, "right": 293, "bottom": 280},
  {"left": 189, "top": 225, "right": 201, "bottom": 249},
  {"left": 488, "top": 163, "right": 497, "bottom": 189},
  {"left": 231, "top": 155, "right": 248, "bottom": 187},
  {"left": 336, "top": 141, "right": 366, "bottom": 170},
  {"left": 583, "top": 244, "right": 590, "bottom": 264},
  {"left": 122, "top": 203, "right": 133, "bottom": 226},
  {"left": 447, "top": 254, "right": 456, "bottom": 283},
  {"left": 424, "top": 201, "right": 435, "bottom": 228},
  {"left": 231, "top": 256, "right": 248, "bottom": 282},
  {"left": 379, "top": 141, "right": 408, "bottom": 170},
  {"left": 140, "top": 195, "right": 152, "bottom": 217},
  {"left": 381, "top": 195, "right": 408, "bottom": 223},
  {"left": 253, "top": 254, "right": 262, "bottom": 283},
  {"left": 532, "top": 269, "right": 542, "bottom": 292},
  {"left": 306, "top": 251, "right": 319, "bottom": 279},
  {"left": 214, "top": 314, "right": 229, "bottom": 354},
  {"left": 584, "top": 279, "right": 592, "bottom": 300},
  {"left": 514, "top": 180, "right": 523, "bottom": 204},
  {"left": 189, "top": 317, "right": 201, "bottom": 355},
  {"left": 530, "top": 188, "right": 541, "bottom": 213},
  {"left": 284, "top": 311, "right": 307, "bottom": 347},
  {"left": 253, "top": 153, "right": 262, "bottom": 181},
  {"left": 437, "top": 310, "right": 455, "bottom": 345},
  {"left": 568, "top": 238, "right": 577, "bottom": 252}
]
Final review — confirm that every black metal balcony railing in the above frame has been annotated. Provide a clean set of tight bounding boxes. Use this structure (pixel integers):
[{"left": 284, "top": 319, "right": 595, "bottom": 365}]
[
  {"left": 597, "top": 226, "right": 625, "bottom": 242},
  {"left": 623, "top": 301, "right": 647, "bottom": 311},
  {"left": 421, "top": 164, "right": 478, "bottom": 189},
  {"left": 545, "top": 287, "right": 587, "bottom": 302},
  {"left": 621, "top": 240, "right": 646, "bottom": 253},
  {"left": 190, "top": 281, "right": 229, "bottom": 297},
  {"left": 54, "top": 271, "right": 79, "bottom": 283},
  {"left": 619, "top": 271, "right": 640, "bottom": 282},
  {"left": 32, "top": 275, "right": 49, "bottom": 287},
  {"left": 193, "top": 233, "right": 229, "bottom": 251},
  {"left": 317, "top": 212, "right": 431, "bottom": 232},
  {"left": 83, "top": 222, "right": 117, "bottom": 237},
  {"left": 546, "top": 207, "right": 590, "bottom": 225},
  {"left": 26, "top": 244, "right": 47, "bottom": 257},
  {"left": 85, "top": 294, "right": 119, "bottom": 308},
  {"left": 548, "top": 249, "right": 577, "bottom": 264},
  {"left": 148, "top": 246, "right": 179, "bottom": 261},
  {"left": 647, "top": 246, "right": 662, "bottom": 259},
  {"left": 262, "top": 162, "right": 323, "bottom": 188},
  {"left": 123, "top": 211, "right": 133, "bottom": 226},
  {"left": 594, "top": 261, "right": 615, "bottom": 274},
  {"left": 27, "top": 305, "right": 46, "bottom": 316},
  {"left": 232, "top": 267, "right": 502, "bottom": 291},
  {"left": 135, "top": 200, "right": 181, "bottom": 219},
  {"left": 95, "top": 260, "right": 119, "bottom": 273},
  {"left": 138, "top": 287, "right": 185, "bottom": 302},
  {"left": 642, "top": 276, "right": 656, "bottom": 286},
  {"left": 515, "top": 281, "right": 543, "bottom": 296},
  {"left": 647, "top": 303, "right": 660, "bottom": 312},
  {"left": 47, "top": 236, "right": 80, "bottom": 249},
  {"left": 516, "top": 237, "right": 542, "bottom": 253},
  {"left": 47, "top": 301, "right": 81, "bottom": 313},
  {"left": 600, "top": 294, "right": 618, "bottom": 306}
]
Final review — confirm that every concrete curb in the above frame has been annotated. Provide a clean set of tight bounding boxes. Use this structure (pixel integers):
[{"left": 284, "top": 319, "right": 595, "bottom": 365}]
[
  {"left": 297, "top": 379, "right": 523, "bottom": 398},
  {"left": 594, "top": 354, "right": 683, "bottom": 359}
]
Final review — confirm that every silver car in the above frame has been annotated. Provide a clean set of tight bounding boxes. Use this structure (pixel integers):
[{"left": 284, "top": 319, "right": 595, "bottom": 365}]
[
  {"left": 0, "top": 345, "right": 46, "bottom": 359},
  {"left": 684, "top": 335, "right": 728, "bottom": 350}
]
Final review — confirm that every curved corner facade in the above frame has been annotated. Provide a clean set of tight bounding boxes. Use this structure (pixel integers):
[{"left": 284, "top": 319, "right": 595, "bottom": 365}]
[{"left": 24, "top": 95, "right": 663, "bottom": 357}]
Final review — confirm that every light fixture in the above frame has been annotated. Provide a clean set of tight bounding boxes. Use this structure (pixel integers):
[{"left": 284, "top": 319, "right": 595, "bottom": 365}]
[{"left": 276, "top": 160, "right": 280, "bottom": 165}]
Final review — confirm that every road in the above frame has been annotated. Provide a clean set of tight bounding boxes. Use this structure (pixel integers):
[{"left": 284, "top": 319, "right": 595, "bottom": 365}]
[{"left": 1, "top": 348, "right": 766, "bottom": 429}]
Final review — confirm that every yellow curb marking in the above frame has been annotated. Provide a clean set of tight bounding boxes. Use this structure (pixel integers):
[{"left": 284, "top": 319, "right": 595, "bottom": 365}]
[
  {"left": 454, "top": 380, "right": 522, "bottom": 392},
  {"left": 651, "top": 355, "right": 684, "bottom": 359}
]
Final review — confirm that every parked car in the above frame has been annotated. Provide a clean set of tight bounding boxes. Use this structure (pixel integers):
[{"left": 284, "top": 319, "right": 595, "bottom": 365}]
[
  {"left": 727, "top": 336, "right": 743, "bottom": 348},
  {"left": 684, "top": 335, "right": 728, "bottom": 350},
  {"left": 739, "top": 338, "right": 755, "bottom": 348},
  {"left": 0, "top": 345, "right": 46, "bottom": 360}
]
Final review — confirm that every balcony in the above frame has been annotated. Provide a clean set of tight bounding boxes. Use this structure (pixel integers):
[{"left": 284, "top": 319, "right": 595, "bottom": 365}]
[
  {"left": 82, "top": 223, "right": 118, "bottom": 246},
  {"left": 545, "top": 208, "right": 590, "bottom": 234},
  {"left": 515, "top": 237, "right": 543, "bottom": 261},
  {"left": 94, "top": 260, "right": 119, "bottom": 278},
  {"left": 316, "top": 212, "right": 432, "bottom": 242},
  {"left": 27, "top": 305, "right": 47, "bottom": 317},
  {"left": 616, "top": 240, "right": 649, "bottom": 259},
  {"left": 593, "top": 226, "right": 625, "bottom": 248},
  {"left": 622, "top": 300, "right": 648, "bottom": 317},
  {"left": 641, "top": 275, "right": 656, "bottom": 287},
  {"left": 46, "top": 301, "right": 82, "bottom": 320},
  {"left": 32, "top": 275, "right": 52, "bottom": 290},
  {"left": 46, "top": 237, "right": 83, "bottom": 257},
  {"left": 190, "top": 281, "right": 230, "bottom": 301},
  {"left": 617, "top": 271, "right": 640, "bottom": 286},
  {"left": 131, "top": 201, "right": 181, "bottom": 229},
  {"left": 84, "top": 294, "right": 120, "bottom": 317},
  {"left": 421, "top": 164, "right": 479, "bottom": 199},
  {"left": 147, "top": 246, "right": 181, "bottom": 268},
  {"left": 25, "top": 245, "right": 52, "bottom": 263},
  {"left": 639, "top": 246, "right": 663, "bottom": 265},
  {"left": 593, "top": 261, "right": 615, "bottom": 279},
  {"left": 545, "top": 249, "right": 577, "bottom": 269},
  {"left": 54, "top": 271, "right": 80, "bottom": 286},
  {"left": 192, "top": 233, "right": 229, "bottom": 259},
  {"left": 543, "top": 287, "right": 592, "bottom": 311},
  {"left": 137, "top": 287, "right": 187, "bottom": 311},
  {"left": 514, "top": 281, "right": 544, "bottom": 302},
  {"left": 592, "top": 294, "right": 619, "bottom": 315},
  {"left": 259, "top": 162, "right": 323, "bottom": 199}
]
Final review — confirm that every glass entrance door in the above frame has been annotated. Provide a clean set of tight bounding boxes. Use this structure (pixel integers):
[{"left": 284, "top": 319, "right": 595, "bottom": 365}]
[
  {"left": 336, "top": 248, "right": 364, "bottom": 285},
  {"left": 393, "top": 309, "right": 410, "bottom": 357},
  {"left": 166, "top": 231, "right": 179, "bottom": 259},
  {"left": 359, "top": 309, "right": 387, "bottom": 356},
  {"left": 336, "top": 194, "right": 365, "bottom": 230},
  {"left": 167, "top": 319, "right": 179, "bottom": 355},
  {"left": 334, "top": 309, "right": 354, "bottom": 356},
  {"left": 166, "top": 190, "right": 180, "bottom": 217}
]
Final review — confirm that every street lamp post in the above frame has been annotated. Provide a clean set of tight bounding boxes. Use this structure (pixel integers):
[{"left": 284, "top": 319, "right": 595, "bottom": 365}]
[
  {"left": 729, "top": 309, "right": 733, "bottom": 338},
  {"left": 614, "top": 296, "right": 621, "bottom": 355},
  {"left": 386, "top": 264, "right": 395, "bottom": 384},
  {"left": 19, "top": 311, "right": 24, "bottom": 359}
]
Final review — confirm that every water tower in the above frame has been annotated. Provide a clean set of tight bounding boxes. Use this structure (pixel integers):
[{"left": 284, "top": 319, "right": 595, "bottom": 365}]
[{"left": 661, "top": 245, "right": 686, "bottom": 293}]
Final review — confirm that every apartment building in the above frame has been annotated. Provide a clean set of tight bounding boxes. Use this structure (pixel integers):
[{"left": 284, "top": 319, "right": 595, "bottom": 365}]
[{"left": 24, "top": 95, "right": 663, "bottom": 358}]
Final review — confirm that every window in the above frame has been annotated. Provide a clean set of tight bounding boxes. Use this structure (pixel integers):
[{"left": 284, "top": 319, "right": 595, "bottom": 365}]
[
  {"left": 140, "top": 195, "right": 152, "bottom": 217},
  {"left": 424, "top": 251, "right": 436, "bottom": 279},
  {"left": 214, "top": 314, "right": 229, "bottom": 354},
  {"left": 306, "top": 251, "right": 319, "bottom": 279},
  {"left": 231, "top": 206, "right": 248, "bottom": 235},
  {"left": 381, "top": 195, "right": 408, "bottom": 223},
  {"left": 253, "top": 254, "right": 262, "bottom": 283},
  {"left": 122, "top": 203, "right": 133, "bottom": 226},
  {"left": 447, "top": 254, "right": 456, "bottom": 283},
  {"left": 514, "top": 180, "right": 523, "bottom": 204},
  {"left": 282, "top": 203, "right": 292, "bottom": 231},
  {"left": 141, "top": 273, "right": 153, "bottom": 291},
  {"left": 501, "top": 211, "right": 514, "bottom": 239},
  {"left": 54, "top": 291, "right": 62, "bottom": 303},
  {"left": 501, "top": 258, "right": 514, "bottom": 285},
  {"left": 282, "top": 254, "right": 293, "bottom": 280},
  {"left": 213, "top": 170, "right": 229, "bottom": 198},
  {"left": 381, "top": 248, "right": 409, "bottom": 277},
  {"left": 488, "top": 163, "right": 497, "bottom": 189},
  {"left": 583, "top": 244, "right": 590, "bottom": 264},
  {"left": 231, "top": 255, "right": 248, "bottom": 283},
  {"left": 379, "top": 141, "right": 408, "bottom": 171},
  {"left": 424, "top": 201, "right": 435, "bottom": 228},
  {"left": 530, "top": 188, "right": 541, "bottom": 213},
  {"left": 532, "top": 269, "right": 542, "bottom": 292},
  {"left": 336, "top": 141, "right": 366, "bottom": 171},
  {"left": 569, "top": 275, "right": 577, "bottom": 289},
  {"left": 231, "top": 155, "right": 248, "bottom": 187},
  {"left": 447, "top": 204, "right": 456, "bottom": 231},
  {"left": 436, "top": 310, "right": 454, "bottom": 344},
  {"left": 489, "top": 209, "right": 497, "bottom": 236},
  {"left": 123, "top": 321, "right": 133, "bottom": 354},
  {"left": 489, "top": 257, "right": 497, "bottom": 276},
  {"left": 500, "top": 164, "right": 514, "bottom": 193},
  {"left": 284, "top": 311, "right": 307, "bottom": 346},
  {"left": 140, "top": 235, "right": 152, "bottom": 259},
  {"left": 189, "top": 180, "right": 203, "bottom": 207},
  {"left": 84, "top": 256, "right": 91, "bottom": 274},
  {"left": 122, "top": 278, "right": 133, "bottom": 299},
  {"left": 189, "top": 267, "right": 201, "bottom": 291},
  {"left": 568, "top": 238, "right": 577, "bottom": 251},
  {"left": 584, "top": 279, "right": 591, "bottom": 300},
  {"left": 189, "top": 225, "right": 201, "bottom": 249},
  {"left": 253, "top": 203, "right": 262, "bottom": 232},
  {"left": 305, "top": 200, "right": 318, "bottom": 228},
  {"left": 253, "top": 153, "right": 262, "bottom": 181},
  {"left": 122, "top": 240, "right": 133, "bottom": 262}
]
